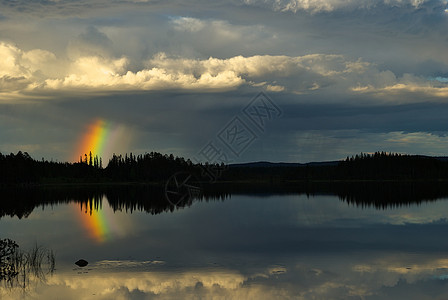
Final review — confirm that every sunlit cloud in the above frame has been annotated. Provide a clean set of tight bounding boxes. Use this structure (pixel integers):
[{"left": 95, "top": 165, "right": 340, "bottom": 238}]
[
  {"left": 351, "top": 74, "right": 448, "bottom": 100},
  {"left": 5, "top": 41, "right": 443, "bottom": 102},
  {"left": 353, "top": 257, "right": 448, "bottom": 284},
  {"left": 35, "top": 268, "right": 271, "bottom": 300}
]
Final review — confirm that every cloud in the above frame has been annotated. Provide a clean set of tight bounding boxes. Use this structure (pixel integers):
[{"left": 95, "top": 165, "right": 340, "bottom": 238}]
[
  {"left": 169, "top": 16, "right": 266, "bottom": 42},
  {"left": 0, "top": 40, "right": 363, "bottom": 94},
  {"left": 266, "top": 84, "right": 285, "bottom": 92},
  {"left": 242, "top": 0, "right": 435, "bottom": 13},
  {"left": 351, "top": 73, "right": 448, "bottom": 100},
  {"left": 0, "top": 0, "right": 437, "bottom": 17},
  {"left": 1, "top": 0, "right": 448, "bottom": 162},
  {"left": 284, "top": 129, "right": 448, "bottom": 162},
  {"left": 2, "top": 254, "right": 448, "bottom": 300},
  {"left": 0, "top": 42, "right": 352, "bottom": 95},
  {"left": 67, "top": 26, "right": 114, "bottom": 59},
  {"left": 2, "top": 40, "right": 448, "bottom": 103},
  {"left": 171, "top": 16, "right": 207, "bottom": 32},
  {"left": 0, "top": 267, "right": 292, "bottom": 300},
  {"left": 0, "top": 42, "right": 60, "bottom": 93}
]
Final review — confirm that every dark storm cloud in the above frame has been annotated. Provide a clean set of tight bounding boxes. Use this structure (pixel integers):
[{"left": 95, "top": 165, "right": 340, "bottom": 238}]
[
  {"left": 234, "top": 0, "right": 448, "bottom": 75},
  {"left": 67, "top": 26, "right": 114, "bottom": 58},
  {"left": 279, "top": 102, "right": 448, "bottom": 133}
]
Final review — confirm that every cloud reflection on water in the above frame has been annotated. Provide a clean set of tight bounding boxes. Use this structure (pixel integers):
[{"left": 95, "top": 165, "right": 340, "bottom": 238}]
[{"left": 2, "top": 254, "right": 448, "bottom": 299}]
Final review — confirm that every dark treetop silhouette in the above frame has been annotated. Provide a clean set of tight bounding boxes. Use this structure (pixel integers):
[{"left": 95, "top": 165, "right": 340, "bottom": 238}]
[{"left": 2, "top": 151, "right": 448, "bottom": 185}]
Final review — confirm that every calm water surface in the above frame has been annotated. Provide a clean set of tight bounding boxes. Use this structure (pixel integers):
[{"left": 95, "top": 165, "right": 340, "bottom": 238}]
[{"left": 1, "top": 187, "right": 448, "bottom": 299}]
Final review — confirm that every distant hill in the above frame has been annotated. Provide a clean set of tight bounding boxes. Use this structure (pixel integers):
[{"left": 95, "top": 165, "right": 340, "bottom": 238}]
[
  {"left": 229, "top": 160, "right": 339, "bottom": 168},
  {"left": 434, "top": 156, "right": 448, "bottom": 162},
  {"left": 231, "top": 155, "right": 448, "bottom": 169},
  {"left": 223, "top": 152, "right": 448, "bottom": 182},
  {"left": 229, "top": 161, "right": 302, "bottom": 168}
]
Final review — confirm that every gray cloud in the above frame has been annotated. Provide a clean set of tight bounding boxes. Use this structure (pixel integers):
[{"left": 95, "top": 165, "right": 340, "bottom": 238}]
[
  {"left": 67, "top": 26, "right": 114, "bottom": 59},
  {"left": 242, "top": 0, "right": 444, "bottom": 13}
]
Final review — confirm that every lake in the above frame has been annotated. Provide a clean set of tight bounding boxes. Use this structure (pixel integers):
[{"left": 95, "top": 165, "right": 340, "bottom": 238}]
[{"left": 1, "top": 183, "right": 448, "bottom": 299}]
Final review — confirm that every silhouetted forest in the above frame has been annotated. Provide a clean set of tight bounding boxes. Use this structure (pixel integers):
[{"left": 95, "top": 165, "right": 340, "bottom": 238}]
[
  {"left": 0, "top": 151, "right": 201, "bottom": 184},
  {"left": 2, "top": 151, "right": 448, "bottom": 185}
]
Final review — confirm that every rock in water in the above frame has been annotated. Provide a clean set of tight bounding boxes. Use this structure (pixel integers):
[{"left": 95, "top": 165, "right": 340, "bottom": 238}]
[{"left": 75, "top": 259, "right": 88, "bottom": 267}]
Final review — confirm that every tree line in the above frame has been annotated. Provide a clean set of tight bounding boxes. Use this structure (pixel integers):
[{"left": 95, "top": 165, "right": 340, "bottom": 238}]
[
  {"left": 0, "top": 151, "right": 206, "bottom": 184},
  {"left": 2, "top": 150, "right": 448, "bottom": 185}
]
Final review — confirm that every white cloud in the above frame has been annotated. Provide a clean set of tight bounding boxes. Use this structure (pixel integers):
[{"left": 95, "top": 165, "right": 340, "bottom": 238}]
[
  {"left": 0, "top": 43, "right": 343, "bottom": 95},
  {"left": 1, "top": 41, "right": 447, "bottom": 102},
  {"left": 0, "top": 42, "right": 60, "bottom": 92}
]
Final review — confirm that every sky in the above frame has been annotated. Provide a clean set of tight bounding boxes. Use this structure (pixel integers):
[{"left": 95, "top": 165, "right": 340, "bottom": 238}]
[{"left": 1, "top": 0, "right": 448, "bottom": 163}]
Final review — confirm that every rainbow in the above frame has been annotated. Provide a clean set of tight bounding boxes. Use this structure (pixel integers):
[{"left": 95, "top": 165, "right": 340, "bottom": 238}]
[
  {"left": 74, "top": 196, "right": 129, "bottom": 243},
  {"left": 74, "top": 119, "right": 132, "bottom": 163},
  {"left": 76, "top": 200, "right": 110, "bottom": 243}
]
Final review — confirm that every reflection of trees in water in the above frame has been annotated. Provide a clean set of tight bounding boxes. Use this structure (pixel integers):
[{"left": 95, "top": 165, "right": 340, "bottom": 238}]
[
  {"left": 334, "top": 181, "right": 448, "bottom": 209},
  {"left": 0, "top": 185, "right": 229, "bottom": 217},
  {"left": 201, "top": 182, "right": 448, "bottom": 208},
  {"left": 0, "top": 239, "right": 55, "bottom": 290},
  {"left": 204, "top": 181, "right": 448, "bottom": 209},
  {"left": 1, "top": 182, "right": 448, "bottom": 218}
]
